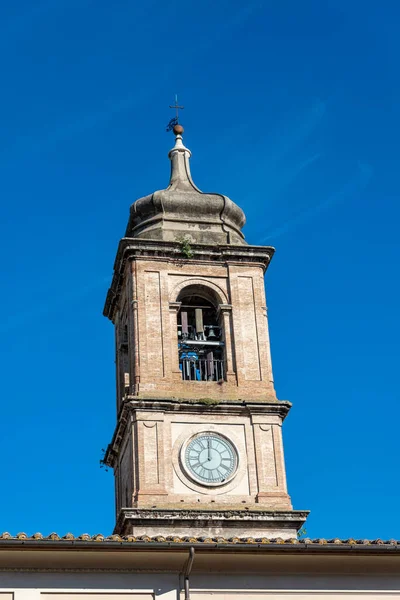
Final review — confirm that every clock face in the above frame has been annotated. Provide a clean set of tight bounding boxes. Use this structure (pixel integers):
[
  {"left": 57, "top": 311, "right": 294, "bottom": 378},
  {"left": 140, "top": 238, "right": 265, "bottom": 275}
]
[{"left": 183, "top": 432, "right": 238, "bottom": 486}]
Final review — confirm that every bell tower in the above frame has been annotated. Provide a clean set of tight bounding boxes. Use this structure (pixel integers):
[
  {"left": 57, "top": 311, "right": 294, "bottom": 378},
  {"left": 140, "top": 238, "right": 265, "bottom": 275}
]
[{"left": 104, "top": 123, "right": 308, "bottom": 539}]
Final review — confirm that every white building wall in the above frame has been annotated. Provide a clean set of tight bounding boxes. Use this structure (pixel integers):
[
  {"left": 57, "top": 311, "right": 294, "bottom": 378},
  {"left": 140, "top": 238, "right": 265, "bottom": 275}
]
[{"left": 1, "top": 571, "right": 400, "bottom": 599}]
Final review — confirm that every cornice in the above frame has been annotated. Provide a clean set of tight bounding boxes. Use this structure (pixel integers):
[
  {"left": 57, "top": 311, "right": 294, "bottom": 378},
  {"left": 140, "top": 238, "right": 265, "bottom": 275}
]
[
  {"left": 118, "top": 508, "right": 309, "bottom": 524},
  {"left": 103, "top": 238, "right": 275, "bottom": 321}
]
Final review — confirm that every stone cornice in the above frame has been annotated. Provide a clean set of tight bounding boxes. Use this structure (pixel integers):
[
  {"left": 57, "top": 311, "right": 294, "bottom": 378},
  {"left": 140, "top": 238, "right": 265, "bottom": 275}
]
[
  {"left": 103, "top": 238, "right": 275, "bottom": 321},
  {"left": 118, "top": 508, "right": 309, "bottom": 522},
  {"left": 116, "top": 508, "right": 309, "bottom": 533},
  {"left": 104, "top": 398, "right": 291, "bottom": 468}
]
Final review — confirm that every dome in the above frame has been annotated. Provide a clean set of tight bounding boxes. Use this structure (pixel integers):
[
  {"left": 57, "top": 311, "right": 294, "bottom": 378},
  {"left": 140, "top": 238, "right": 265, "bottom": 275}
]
[{"left": 125, "top": 129, "right": 246, "bottom": 245}]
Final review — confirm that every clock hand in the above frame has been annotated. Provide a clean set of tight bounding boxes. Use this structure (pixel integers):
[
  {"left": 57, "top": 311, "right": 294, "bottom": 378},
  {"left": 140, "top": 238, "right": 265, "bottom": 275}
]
[{"left": 207, "top": 438, "right": 211, "bottom": 461}]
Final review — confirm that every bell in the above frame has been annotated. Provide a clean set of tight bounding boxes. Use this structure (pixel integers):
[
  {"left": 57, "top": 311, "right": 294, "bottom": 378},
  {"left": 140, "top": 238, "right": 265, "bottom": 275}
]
[{"left": 207, "top": 325, "right": 217, "bottom": 340}]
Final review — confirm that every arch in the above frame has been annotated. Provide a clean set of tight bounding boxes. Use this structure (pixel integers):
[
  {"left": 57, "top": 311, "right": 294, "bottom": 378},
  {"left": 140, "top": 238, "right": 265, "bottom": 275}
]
[
  {"left": 173, "top": 279, "right": 228, "bottom": 383},
  {"left": 169, "top": 278, "right": 228, "bottom": 306}
]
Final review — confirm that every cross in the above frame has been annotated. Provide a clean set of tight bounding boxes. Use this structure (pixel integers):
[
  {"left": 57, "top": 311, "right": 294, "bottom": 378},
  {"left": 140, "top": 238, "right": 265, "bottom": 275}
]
[{"left": 169, "top": 94, "right": 184, "bottom": 122}]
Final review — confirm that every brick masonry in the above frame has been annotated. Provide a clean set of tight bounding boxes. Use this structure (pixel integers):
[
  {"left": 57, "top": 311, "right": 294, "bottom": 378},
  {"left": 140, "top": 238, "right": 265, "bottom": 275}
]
[
  {"left": 102, "top": 130, "right": 309, "bottom": 538},
  {"left": 112, "top": 252, "right": 278, "bottom": 404}
]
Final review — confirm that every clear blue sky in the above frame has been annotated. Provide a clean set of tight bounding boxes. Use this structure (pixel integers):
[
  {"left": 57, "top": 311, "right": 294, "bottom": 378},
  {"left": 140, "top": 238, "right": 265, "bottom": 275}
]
[{"left": 0, "top": 0, "right": 399, "bottom": 539}]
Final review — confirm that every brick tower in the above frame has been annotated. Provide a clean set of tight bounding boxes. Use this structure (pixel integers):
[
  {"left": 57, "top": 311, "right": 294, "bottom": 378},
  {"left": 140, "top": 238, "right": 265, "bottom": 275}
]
[{"left": 103, "top": 124, "right": 308, "bottom": 538}]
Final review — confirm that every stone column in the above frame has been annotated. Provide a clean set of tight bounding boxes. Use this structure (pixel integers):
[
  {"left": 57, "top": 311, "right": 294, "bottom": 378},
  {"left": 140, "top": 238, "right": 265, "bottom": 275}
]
[
  {"left": 218, "top": 303, "right": 236, "bottom": 384},
  {"left": 169, "top": 301, "right": 182, "bottom": 381}
]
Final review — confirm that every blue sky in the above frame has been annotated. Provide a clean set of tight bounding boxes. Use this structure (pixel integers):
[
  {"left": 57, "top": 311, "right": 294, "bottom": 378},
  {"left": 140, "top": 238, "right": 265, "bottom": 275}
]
[{"left": 0, "top": 0, "right": 399, "bottom": 539}]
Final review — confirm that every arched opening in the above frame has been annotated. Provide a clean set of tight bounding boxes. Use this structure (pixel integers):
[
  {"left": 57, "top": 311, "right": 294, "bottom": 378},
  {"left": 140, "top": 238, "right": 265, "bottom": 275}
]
[
  {"left": 116, "top": 313, "right": 130, "bottom": 409},
  {"left": 177, "top": 285, "right": 224, "bottom": 382}
]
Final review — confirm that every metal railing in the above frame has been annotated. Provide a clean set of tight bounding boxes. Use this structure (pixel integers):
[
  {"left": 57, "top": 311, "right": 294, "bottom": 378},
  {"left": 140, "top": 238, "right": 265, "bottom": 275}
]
[{"left": 180, "top": 358, "right": 225, "bottom": 382}]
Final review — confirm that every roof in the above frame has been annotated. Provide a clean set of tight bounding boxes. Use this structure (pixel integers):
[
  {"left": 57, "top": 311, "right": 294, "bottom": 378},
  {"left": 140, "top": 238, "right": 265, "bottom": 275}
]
[
  {"left": 1, "top": 534, "right": 399, "bottom": 575},
  {"left": 124, "top": 129, "right": 246, "bottom": 246},
  {"left": 0, "top": 533, "right": 399, "bottom": 552}
]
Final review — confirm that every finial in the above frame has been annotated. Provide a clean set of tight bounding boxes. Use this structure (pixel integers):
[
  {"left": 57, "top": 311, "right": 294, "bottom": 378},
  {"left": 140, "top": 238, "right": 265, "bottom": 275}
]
[
  {"left": 166, "top": 95, "right": 184, "bottom": 132},
  {"left": 173, "top": 124, "right": 184, "bottom": 135}
]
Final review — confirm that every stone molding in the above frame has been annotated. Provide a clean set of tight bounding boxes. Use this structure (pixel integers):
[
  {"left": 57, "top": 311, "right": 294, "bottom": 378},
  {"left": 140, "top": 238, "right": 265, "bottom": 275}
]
[
  {"left": 115, "top": 507, "right": 309, "bottom": 538},
  {"left": 169, "top": 277, "right": 229, "bottom": 304},
  {"left": 119, "top": 508, "right": 309, "bottom": 521},
  {"left": 104, "top": 238, "right": 274, "bottom": 320}
]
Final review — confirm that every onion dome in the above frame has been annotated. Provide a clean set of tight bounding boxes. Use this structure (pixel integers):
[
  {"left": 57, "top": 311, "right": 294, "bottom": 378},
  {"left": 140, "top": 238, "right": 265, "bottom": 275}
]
[{"left": 125, "top": 125, "right": 246, "bottom": 245}]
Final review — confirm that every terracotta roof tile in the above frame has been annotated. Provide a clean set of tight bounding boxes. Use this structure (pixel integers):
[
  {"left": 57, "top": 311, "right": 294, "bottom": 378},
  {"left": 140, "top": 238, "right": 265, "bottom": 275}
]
[{"left": 0, "top": 533, "right": 398, "bottom": 547}]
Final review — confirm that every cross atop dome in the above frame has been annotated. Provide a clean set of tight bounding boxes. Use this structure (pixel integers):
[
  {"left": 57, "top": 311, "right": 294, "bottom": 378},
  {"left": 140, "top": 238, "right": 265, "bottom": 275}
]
[
  {"left": 169, "top": 94, "right": 184, "bottom": 122},
  {"left": 125, "top": 115, "right": 246, "bottom": 245}
]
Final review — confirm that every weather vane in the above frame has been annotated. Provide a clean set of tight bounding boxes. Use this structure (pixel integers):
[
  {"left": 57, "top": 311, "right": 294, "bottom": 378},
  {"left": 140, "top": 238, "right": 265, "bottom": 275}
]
[{"left": 166, "top": 94, "right": 184, "bottom": 132}]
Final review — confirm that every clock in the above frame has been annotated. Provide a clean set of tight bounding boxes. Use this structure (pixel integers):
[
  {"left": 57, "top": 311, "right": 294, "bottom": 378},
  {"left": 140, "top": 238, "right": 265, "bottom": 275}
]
[{"left": 182, "top": 432, "right": 238, "bottom": 486}]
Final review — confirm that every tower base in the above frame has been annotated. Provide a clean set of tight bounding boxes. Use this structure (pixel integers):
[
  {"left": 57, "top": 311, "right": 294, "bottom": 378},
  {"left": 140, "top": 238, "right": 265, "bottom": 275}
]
[{"left": 115, "top": 508, "right": 309, "bottom": 540}]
